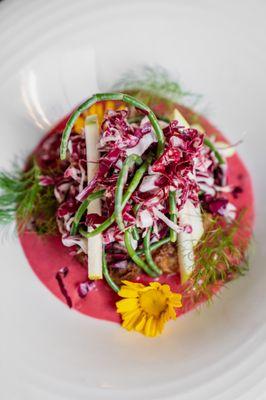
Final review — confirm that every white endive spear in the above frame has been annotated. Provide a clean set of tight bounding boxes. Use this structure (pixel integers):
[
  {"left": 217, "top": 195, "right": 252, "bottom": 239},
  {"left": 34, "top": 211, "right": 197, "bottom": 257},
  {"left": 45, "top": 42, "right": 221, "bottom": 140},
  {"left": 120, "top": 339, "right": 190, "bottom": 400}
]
[
  {"left": 173, "top": 108, "right": 204, "bottom": 284},
  {"left": 85, "top": 115, "right": 102, "bottom": 280}
]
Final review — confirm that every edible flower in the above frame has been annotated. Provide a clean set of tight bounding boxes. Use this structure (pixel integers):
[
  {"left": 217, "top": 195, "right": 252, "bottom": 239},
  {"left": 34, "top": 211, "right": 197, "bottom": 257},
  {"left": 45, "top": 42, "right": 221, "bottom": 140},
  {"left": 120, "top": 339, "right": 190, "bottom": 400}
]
[{"left": 116, "top": 280, "right": 182, "bottom": 337}]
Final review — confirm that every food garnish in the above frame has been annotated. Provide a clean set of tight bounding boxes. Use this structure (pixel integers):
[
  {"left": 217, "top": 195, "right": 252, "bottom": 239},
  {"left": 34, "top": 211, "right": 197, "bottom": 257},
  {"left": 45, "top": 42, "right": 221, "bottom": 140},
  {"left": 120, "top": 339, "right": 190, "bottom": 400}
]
[
  {"left": 0, "top": 68, "right": 253, "bottom": 336},
  {"left": 116, "top": 281, "right": 182, "bottom": 337}
]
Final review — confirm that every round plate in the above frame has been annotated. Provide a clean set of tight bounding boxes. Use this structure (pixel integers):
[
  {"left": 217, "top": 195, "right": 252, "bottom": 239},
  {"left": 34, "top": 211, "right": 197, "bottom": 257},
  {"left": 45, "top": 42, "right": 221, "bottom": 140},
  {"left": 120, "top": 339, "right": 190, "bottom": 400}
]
[{"left": 0, "top": 1, "right": 265, "bottom": 399}]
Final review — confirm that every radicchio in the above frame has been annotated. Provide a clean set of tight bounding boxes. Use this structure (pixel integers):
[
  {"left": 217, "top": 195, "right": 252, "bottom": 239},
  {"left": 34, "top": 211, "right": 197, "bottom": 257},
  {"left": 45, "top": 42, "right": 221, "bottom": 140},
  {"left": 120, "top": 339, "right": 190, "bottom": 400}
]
[
  {"left": 77, "top": 281, "right": 96, "bottom": 298},
  {"left": 38, "top": 108, "right": 236, "bottom": 264},
  {"left": 202, "top": 195, "right": 236, "bottom": 221}
]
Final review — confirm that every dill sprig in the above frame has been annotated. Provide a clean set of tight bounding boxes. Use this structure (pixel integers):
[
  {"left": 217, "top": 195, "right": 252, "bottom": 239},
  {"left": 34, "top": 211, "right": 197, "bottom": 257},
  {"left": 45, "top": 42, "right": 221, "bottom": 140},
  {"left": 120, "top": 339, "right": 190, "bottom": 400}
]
[
  {"left": 0, "top": 159, "right": 57, "bottom": 235},
  {"left": 112, "top": 65, "right": 201, "bottom": 105},
  {"left": 186, "top": 213, "right": 250, "bottom": 301},
  {"left": 33, "top": 185, "right": 58, "bottom": 235},
  {"left": 0, "top": 161, "right": 39, "bottom": 226}
]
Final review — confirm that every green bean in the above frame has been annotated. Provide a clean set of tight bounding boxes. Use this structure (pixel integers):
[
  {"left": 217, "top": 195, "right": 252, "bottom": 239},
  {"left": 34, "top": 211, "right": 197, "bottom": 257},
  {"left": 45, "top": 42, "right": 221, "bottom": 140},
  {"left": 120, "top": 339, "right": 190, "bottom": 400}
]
[
  {"left": 102, "top": 247, "right": 119, "bottom": 293},
  {"left": 143, "top": 107, "right": 165, "bottom": 157},
  {"left": 80, "top": 215, "right": 114, "bottom": 238},
  {"left": 124, "top": 229, "right": 158, "bottom": 278},
  {"left": 114, "top": 154, "right": 142, "bottom": 231},
  {"left": 143, "top": 227, "right": 162, "bottom": 275},
  {"left": 131, "top": 204, "right": 140, "bottom": 241},
  {"left": 122, "top": 155, "right": 151, "bottom": 205},
  {"left": 204, "top": 137, "right": 225, "bottom": 165},
  {"left": 169, "top": 190, "right": 178, "bottom": 242},
  {"left": 133, "top": 203, "right": 141, "bottom": 214},
  {"left": 131, "top": 226, "right": 140, "bottom": 241},
  {"left": 70, "top": 190, "right": 105, "bottom": 236},
  {"left": 136, "top": 236, "right": 171, "bottom": 255},
  {"left": 79, "top": 159, "right": 150, "bottom": 238},
  {"left": 60, "top": 93, "right": 165, "bottom": 160}
]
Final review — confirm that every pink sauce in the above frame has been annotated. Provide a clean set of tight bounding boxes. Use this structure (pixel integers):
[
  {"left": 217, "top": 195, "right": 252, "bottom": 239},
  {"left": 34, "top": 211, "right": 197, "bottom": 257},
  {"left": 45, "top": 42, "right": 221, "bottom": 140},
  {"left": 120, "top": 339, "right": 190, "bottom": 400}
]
[{"left": 19, "top": 105, "right": 255, "bottom": 324}]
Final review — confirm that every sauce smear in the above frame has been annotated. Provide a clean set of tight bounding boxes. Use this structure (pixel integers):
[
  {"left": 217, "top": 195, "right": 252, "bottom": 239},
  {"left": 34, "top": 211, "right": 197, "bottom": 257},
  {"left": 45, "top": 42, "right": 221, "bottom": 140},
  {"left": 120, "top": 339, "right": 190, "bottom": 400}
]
[{"left": 19, "top": 106, "right": 254, "bottom": 323}]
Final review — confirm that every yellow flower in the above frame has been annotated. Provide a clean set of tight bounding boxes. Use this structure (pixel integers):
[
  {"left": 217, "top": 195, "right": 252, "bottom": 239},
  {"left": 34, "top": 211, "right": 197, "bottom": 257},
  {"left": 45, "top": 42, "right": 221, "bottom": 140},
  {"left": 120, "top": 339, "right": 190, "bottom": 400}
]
[{"left": 116, "top": 281, "right": 182, "bottom": 337}]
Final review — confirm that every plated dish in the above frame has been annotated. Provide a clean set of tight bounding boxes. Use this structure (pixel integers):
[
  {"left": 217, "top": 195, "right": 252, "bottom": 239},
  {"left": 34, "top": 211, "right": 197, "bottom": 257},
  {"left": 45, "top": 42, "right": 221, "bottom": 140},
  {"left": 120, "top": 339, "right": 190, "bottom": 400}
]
[{"left": 0, "top": 69, "right": 254, "bottom": 337}]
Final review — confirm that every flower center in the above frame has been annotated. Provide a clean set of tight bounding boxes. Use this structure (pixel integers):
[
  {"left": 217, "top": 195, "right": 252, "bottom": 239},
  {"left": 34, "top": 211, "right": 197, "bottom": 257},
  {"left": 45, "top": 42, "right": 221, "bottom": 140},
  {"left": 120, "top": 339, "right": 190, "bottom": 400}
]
[{"left": 139, "top": 289, "right": 167, "bottom": 318}]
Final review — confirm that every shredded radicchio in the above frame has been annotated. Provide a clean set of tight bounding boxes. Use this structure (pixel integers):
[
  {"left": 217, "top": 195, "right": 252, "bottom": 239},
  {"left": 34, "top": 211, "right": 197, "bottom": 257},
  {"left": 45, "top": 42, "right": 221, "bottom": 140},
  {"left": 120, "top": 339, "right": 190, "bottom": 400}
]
[
  {"left": 38, "top": 108, "right": 239, "bottom": 265},
  {"left": 77, "top": 281, "right": 96, "bottom": 298},
  {"left": 201, "top": 195, "right": 236, "bottom": 222},
  {"left": 55, "top": 267, "right": 72, "bottom": 308}
]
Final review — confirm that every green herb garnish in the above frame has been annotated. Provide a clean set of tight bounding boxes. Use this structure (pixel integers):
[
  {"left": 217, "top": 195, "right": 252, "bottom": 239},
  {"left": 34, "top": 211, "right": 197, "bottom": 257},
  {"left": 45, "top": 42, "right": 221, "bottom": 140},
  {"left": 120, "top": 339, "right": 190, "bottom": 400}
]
[
  {"left": 112, "top": 66, "right": 200, "bottom": 104},
  {"left": 0, "top": 159, "right": 57, "bottom": 235},
  {"left": 187, "top": 213, "right": 250, "bottom": 300}
]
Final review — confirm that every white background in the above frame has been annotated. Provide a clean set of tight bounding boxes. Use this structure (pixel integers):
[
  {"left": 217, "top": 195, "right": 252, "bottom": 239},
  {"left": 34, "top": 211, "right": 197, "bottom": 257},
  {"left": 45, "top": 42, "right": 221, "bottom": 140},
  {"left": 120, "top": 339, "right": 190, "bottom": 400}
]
[{"left": 0, "top": 1, "right": 265, "bottom": 399}]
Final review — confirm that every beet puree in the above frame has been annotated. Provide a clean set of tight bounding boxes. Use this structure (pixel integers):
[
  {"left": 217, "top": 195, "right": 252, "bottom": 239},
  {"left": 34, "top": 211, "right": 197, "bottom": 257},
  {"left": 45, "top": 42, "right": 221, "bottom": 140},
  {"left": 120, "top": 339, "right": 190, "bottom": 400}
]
[{"left": 19, "top": 106, "right": 254, "bottom": 324}]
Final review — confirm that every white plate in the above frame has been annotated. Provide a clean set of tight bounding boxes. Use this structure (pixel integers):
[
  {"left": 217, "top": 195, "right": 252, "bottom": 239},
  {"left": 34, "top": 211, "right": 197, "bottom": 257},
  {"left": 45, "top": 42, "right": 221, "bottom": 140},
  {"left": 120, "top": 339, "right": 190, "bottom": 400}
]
[{"left": 0, "top": 1, "right": 266, "bottom": 399}]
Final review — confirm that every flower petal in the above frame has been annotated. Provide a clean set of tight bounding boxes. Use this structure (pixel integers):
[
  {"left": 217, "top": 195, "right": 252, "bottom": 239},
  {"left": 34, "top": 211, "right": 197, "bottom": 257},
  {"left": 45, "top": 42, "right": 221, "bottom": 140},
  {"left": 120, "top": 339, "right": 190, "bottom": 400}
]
[
  {"left": 134, "top": 313, "right": 147, "bottom": 333},
  {"left": 171, "top": 293, "right": 182, "bottom": 308},
  {"left": 157, "top": 316, "right": 165, "bottom": 334},
  {"left": 118, "top": 287, "right": 140, "bottom": 298},
  {"left": 149, "top": 282, "right": 161, "bottom": 289},
  {"left": 150, "top": 318, "right": 159, "bottom": 337},
  {"left": 122, "top": 309, "right": 142, "bottom": 331},
  {"left": 161, "top": 284, "right": 172, "bottom": 296},
  {"left": 116, "top": 298, "right": 139, "bottom": 313},
  {"left": 165, "top": 305, "right": 177, "bottom": 320},
  {"left": 121, "top": 280, "right": 145, "bottom": 290},
  {"left": 144, "top": 316, "right": 154, "bottom": 337}
]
